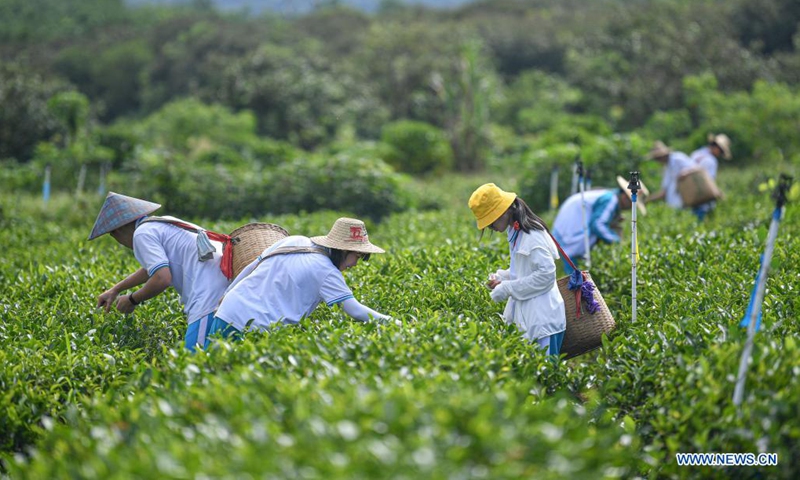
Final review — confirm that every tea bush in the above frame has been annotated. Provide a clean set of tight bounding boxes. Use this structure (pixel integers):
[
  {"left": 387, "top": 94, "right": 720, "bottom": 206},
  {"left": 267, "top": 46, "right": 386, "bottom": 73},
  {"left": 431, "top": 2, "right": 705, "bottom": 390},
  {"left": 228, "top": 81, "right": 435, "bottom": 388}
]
[
  {"left": 381, "top": 120, "right": 454, "bottom": 176},
  {"left": 1, "top": 164, "right": 799, "bottom": 478}
]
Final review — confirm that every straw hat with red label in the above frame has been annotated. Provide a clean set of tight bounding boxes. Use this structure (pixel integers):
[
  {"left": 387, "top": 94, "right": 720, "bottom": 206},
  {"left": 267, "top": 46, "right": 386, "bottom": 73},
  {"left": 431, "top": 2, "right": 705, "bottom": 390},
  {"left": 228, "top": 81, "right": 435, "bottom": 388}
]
[{"left": 310, "top": 218, "right": 385, "bottom": 254}]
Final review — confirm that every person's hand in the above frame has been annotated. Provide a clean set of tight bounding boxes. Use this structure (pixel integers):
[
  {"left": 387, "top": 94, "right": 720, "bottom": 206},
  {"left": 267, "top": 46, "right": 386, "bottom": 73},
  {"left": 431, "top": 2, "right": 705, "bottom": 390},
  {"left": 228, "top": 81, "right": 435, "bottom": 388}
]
[
  {"left": 611, "top": 215, "right": 624, "bottom": 236},
  {"left": 116, "top": 294, "right": 136, "bottom": 314},
  {"left": 97, "top": 288, "right": 120, "bottom": 313},
  {"left": 486, "top": 273, "right": 501, "bottom": 290},
  {"left": 490, "top": 283, "right": 509, "bottom": 302}
]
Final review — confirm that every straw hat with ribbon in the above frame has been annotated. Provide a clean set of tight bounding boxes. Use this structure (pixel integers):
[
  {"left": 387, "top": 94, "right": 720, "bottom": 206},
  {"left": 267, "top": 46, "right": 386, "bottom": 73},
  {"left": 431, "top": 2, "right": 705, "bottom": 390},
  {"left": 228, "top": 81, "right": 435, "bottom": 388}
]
[
  {"left": 468, "top": 183, "right": 517, "bottom": 230},
  {"left": 310, "top": 218, "right": 385, "bottom": 254},
  {"left": 645, "top": 140, "right": 671, "bottom": 160},
  {"left": 616, "top": 176, "right": 649, "bottom": 215},
  {"left": 708, "top": 133, "right": 732, "bottom": 160},
  {"left": 88, "top": 192, "right": 161, "bottom": 241}
]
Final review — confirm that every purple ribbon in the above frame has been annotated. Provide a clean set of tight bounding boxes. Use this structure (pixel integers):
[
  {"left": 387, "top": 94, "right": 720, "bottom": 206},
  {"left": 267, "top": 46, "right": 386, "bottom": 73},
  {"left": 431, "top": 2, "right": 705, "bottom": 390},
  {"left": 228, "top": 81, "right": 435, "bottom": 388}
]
[{"left": 581, "top": 281, "right": 600, "bottom": 314}]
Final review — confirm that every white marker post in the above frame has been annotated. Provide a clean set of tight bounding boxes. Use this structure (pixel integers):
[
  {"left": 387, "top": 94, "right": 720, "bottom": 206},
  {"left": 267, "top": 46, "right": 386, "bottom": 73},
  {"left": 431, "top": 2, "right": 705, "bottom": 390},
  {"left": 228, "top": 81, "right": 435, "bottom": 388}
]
[
  {"left": 570, "top": 162, "right": 578, "bottom": 196},
  {"left": 43, "top": 164, "right": 52, "bottom": 204},
  {"left": 549, "top": 167, "right": 559, "bottom": 211},
  {"left": 578, "top": 160, "right": 591, "bottom": 270},
  {"left": 733, "top": 175, "right": 792, "bottom": 408},
  {"left": 627, "top": 171, "right": 641, "bottom": 323}
]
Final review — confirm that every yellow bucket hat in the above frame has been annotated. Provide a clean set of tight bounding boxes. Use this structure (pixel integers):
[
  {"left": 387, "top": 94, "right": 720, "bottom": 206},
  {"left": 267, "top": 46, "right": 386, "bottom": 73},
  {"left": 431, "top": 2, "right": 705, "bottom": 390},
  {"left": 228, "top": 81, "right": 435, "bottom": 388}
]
[{"left": 468, "top": 183, "right": 517, "bottom": 230}]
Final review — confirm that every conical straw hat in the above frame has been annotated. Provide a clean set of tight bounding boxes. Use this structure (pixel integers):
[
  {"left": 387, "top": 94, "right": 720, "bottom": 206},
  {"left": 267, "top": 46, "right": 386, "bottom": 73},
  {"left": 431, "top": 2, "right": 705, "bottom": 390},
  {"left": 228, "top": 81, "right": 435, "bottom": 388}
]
[
  {"left": 88, "top": 192, "right": 161, "bottom": 240},
  {"left": 310, "top": 218, "right": 385, "bottom": 254}
]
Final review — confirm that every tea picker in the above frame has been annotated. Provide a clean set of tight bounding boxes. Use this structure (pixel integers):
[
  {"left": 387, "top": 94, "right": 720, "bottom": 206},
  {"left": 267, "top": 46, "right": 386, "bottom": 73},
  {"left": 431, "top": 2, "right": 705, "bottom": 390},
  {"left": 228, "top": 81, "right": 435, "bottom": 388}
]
[
  {"left": 733, "top": 174, "right": 793, "bottom": 408},
  {"left": 577, "top": 160, "right": 591, "bottom": 270},
  {"left": 627, "top": 171, "right": 642, "bottom": 323}
]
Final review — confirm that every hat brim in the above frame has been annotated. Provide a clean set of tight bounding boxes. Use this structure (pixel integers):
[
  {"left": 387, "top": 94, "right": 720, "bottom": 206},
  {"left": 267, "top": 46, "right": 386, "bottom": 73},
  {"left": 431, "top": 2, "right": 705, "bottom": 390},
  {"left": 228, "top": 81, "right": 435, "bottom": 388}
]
[
  {"left": 617, "top": 176, "right": 648, "bottom": 216},
  {"left": 474, "top": 192, "right": 516, "bottom": 230},
  {"left": 310, "top": 236, "right": 386, "bottom": 254}
]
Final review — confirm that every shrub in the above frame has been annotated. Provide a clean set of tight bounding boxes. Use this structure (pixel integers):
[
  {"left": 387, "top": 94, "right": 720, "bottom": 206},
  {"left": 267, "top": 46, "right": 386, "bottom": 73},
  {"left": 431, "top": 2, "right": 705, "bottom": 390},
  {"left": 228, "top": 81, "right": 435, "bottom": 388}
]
[
  {"left": 517, "top": 132, "right": 649, "bottom": 213},
  {"left": 265, "top": 152, "right": 411, "bottom": 221},
  {"left": 381, "top": 120, "right": 453, "bottom": 175}
]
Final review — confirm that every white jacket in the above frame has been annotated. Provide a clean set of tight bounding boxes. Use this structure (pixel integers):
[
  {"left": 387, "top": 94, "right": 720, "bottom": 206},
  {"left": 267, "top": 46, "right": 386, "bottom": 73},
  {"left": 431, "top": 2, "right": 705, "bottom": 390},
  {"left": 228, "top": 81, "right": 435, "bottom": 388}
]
[{"left": 490, "top": 227, "right": 566, "bottom": 341}]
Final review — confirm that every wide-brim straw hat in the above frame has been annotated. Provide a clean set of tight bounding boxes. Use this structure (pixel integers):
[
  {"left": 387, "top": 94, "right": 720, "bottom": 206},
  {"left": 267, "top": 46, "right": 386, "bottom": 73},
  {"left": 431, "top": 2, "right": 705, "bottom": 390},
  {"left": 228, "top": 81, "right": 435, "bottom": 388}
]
[
  {"left": 310, "top": 218, "right": 385, "bottom": 254},
  {"left": 88, "top": 192, "right": 161, "bottom": 240},
  {"left": 645, "top": 140, "right": 671, "bottom": 160},
  {"left": 708, "top": 133, "right": 732, "bottom": 160},
  {"left": 468, "top": 183, "right": 517, "bottom": 230},
  {"left": 617, "top": 176, "right": 649, "bottom": 216}
]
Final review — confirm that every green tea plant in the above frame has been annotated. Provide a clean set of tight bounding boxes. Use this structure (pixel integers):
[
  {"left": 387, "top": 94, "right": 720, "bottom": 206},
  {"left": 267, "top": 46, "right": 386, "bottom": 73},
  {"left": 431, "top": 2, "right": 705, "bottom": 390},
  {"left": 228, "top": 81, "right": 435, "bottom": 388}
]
[{"left": 1, "top": 165, "right": 798, "bottom": 478}]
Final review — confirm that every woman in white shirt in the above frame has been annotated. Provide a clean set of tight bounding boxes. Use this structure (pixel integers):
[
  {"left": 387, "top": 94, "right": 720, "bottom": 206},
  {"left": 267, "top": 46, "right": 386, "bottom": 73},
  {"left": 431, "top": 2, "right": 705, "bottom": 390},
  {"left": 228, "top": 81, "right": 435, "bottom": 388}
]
[
  {"left": 205, "top": 218, "right": 389, "bottom": 346},
  {"left": 468, "top": 183, "right": 566, "bottom": 355}
]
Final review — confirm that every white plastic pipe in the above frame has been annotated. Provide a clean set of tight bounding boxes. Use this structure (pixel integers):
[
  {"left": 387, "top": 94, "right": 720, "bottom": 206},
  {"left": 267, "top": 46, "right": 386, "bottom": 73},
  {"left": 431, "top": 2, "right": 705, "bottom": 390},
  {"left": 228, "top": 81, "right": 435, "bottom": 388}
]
[
  {"left": 580, "top": 174, "right": 591, "bottom": 270},
  {"left": 631, "top": 191, "right": 638, "bottom": 323},
  {"left": 733, "top": 206, "right": 783, "bottom": 407}
]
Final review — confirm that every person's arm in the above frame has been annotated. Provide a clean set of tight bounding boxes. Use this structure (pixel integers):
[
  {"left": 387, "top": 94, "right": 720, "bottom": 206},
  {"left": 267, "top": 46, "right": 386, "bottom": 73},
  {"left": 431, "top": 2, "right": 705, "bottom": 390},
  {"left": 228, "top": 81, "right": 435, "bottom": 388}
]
[
  {"left": 97, "top": 267, "right": 148, "bottom": 313},
  {"left": 590, "top": 198, "right": 621, "bottom": 244},
  {"left": 116, "top": 267, "right": 172, "bottom": 314},
  {"left": 490, "top": 247, "right": 556, "bottom": 302},
  {"left": 340, "top": 297, "right": 389, "bottom": 323},
  {"left": 648, "top": 190, "right": 666, "bottom": 203}
]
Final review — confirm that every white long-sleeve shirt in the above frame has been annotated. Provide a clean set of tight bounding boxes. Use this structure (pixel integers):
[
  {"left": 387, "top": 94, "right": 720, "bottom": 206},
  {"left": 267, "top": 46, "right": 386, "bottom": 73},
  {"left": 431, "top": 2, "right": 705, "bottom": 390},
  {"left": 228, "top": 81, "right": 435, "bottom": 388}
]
[
  {"left": 490, "top": 226, "right": 566, "bottom": 341},
  {"left": 661, "top": 151, "right": 694, "bottom": 208},
  {"left": 691, "top": 146, "right": 719, "bottom": 179},
  {"left": 551, "top": 190, "right": 620, "bottom": 259}
]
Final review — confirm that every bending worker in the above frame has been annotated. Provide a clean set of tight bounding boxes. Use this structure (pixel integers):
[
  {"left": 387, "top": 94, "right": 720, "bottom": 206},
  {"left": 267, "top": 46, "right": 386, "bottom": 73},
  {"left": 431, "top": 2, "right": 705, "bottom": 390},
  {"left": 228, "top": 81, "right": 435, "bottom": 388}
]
[
  {"left": 88, "top": 192, "right": 231, "bottom": 351},
  {"left": 552, "top": 176, "right": 648, "bottom": 273},
  {"left": 690, "top": 133, "right": 732, "bottom": 220},
  {"left": 206, "top": 217, "right": 390, "bottom": 345},
  {"left": 645, "top": 140, "right": 693, "bottom": 209}
]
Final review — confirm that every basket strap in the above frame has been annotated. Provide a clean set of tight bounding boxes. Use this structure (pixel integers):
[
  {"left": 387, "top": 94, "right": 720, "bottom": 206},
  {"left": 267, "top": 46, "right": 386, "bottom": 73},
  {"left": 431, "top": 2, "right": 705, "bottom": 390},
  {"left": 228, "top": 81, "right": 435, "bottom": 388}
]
[
  {"left": 141, "top": 216, "right": 234, "bottom": 280},
  {"left": 547, "top": 230, "right": 587, "bottom": 318},
  {"left": 255, "top": 246, "right": 329, "bottom": 267},
  {"left": 547, "top": 231, "right": 579, "bottom": 271}
]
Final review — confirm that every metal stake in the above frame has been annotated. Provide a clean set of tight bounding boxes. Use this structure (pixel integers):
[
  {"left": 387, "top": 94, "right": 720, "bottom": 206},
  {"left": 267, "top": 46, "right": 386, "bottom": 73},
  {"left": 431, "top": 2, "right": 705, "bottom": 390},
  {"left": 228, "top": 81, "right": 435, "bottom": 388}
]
[
  {"left": 627, "top": 172, "right": 641, "bottom": 323},
  {"left": 733, "top": 174, "right": 793, "bottom": 408}
]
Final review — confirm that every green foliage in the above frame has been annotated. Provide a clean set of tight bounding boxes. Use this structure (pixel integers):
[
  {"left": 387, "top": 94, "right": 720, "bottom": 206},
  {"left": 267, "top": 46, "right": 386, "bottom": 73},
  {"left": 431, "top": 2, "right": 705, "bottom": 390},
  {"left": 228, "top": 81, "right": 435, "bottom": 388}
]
[
  {"left": 432, "top": 39, "right": 498, "bottom": 172},
  {"left": 639, "top": 109, "right": 693, "bottom": 143},
  {"left": 134, "top": 98, "right": 259, "bottom": 150},
  {"left": 2, "top": 165, "right": 800, "bottom": 477},
  {"left": 354, "top": 21, "right": 462, "bottom": 124},
  {"left": 0, "top": 64, "right": 68, "bottom": 161},
  {"left": 517, "top": 130, "right": 650, "bottom": 214},
  {"left": 683, "top": 73, "right": 800, "bottom": 166},
  {"left": 55, "top": 39, "right": 154, "bottom": 120},
  {"left": 0, "top": 159, "right": 40, "bottom": 192},
  {"left": 380, "top": 120, "right": 453, "bottom": 175},
  {"left": 265, "top": 152, "right": 411, "bottom": 221},
  {"left": 47, "top": 91, "right": 90, "bottom": 143},
  {"left": 498, "top": 69, "right": 584, "bottom": 133},
  {"left": 220, "top": 41, "right": 388, "bottom": 148},
  {"left": 0, "top": 0, "right": 128, "bottom": 43}
]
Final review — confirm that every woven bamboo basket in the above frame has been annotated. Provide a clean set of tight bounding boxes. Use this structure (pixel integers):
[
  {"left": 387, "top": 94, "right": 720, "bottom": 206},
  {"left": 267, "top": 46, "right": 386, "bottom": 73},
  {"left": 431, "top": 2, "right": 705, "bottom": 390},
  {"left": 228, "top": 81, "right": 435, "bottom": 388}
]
[
  {"left": 557, "top": 272, "right": 616, "bottom": 359},
  {"left": 229, "top": 223, "right": 290, "bottom": 278}
]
